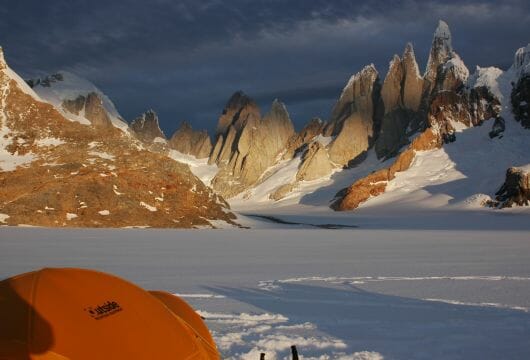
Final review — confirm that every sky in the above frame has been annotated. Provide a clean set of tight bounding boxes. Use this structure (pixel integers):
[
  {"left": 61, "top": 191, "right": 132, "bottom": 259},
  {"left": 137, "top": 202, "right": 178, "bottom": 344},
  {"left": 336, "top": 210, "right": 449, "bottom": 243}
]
[{"left": 1, "top": 0, "right": 529, "bottom": 136}]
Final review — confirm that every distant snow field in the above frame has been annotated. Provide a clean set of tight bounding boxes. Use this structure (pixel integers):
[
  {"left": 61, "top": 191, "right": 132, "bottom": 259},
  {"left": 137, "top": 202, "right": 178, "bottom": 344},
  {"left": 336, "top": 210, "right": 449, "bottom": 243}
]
[{"left": 1, "top": 228, "right": 530, "bottom": 359}]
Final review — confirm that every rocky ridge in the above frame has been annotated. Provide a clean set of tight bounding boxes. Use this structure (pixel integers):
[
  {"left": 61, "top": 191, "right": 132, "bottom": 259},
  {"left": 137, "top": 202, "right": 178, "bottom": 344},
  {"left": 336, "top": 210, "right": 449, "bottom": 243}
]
[
  {"left": 0, "top": 48, "right": 237, "bottom": 228},
  {"left": 331, "top": 20, "right": 515, "bottom": 210}
]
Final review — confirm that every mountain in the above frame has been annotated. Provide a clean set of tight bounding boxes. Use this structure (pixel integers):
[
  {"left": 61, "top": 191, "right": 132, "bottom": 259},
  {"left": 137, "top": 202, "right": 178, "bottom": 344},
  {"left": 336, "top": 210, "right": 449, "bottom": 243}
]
[
  {"left": 1, "top": 20, "right": 528, "bottom": 228},
  {"left": 218, "top": 21, "right": 530, "bottom": 212},
  {"left": 0, "top": 48, "right": 237, "bottom": 228},
  {"left": 332, "top": 22, "right": 529, "bottom": 211},
  {"left": 27, "top": 71, "right": 129, "bottom": 132}
]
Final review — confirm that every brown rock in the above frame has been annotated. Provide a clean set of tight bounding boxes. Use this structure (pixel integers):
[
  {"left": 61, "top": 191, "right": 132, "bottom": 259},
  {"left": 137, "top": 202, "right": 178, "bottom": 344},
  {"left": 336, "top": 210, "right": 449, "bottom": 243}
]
[
  {"left": 381, "top": 55, "right": 404, "bottom": 114},
  {"left": 326, "top": 65, "right": 381, "bottom": 166},
  {"left": 282, "top": 118, "right": 326, "bottom": 160},
  {"left": 130, "top": 110, "right": 166, "bottom": 143},
  {"left": 402, "top": 43, "right": 424, "bottom": 112},
  {"left": 168, "top": 121, "right": 212, "bottom": 159},
  {"left": 61, "top": 92, "right": 113, "bottom": 129},
  {"left": 494, "top": 167, "right": 530, "bottom": 208},
  {"left": 375, "top": 44, "right": 424, "bottom": 160},
  {"left": 84, "top": 93, "right": 113, "bottom": 128},
  {"left": 296, "top": 141, "right": 334, "bottom": 182},
  {"left": 270, "top": 183, "right": 296, "bottom": 201},
  {"left": 332, "top": 128, "right": 440, "bottom": 211},
  {"left": 331, "top": 169, "right": 389, "bottom": 211}
]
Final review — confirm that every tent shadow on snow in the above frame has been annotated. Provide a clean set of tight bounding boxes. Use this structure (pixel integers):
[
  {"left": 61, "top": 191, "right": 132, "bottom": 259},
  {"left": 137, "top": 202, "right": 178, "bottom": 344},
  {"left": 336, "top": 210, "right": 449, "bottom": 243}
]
[{"left": 204, "top": 282, "right": 530, "bottom": 359}]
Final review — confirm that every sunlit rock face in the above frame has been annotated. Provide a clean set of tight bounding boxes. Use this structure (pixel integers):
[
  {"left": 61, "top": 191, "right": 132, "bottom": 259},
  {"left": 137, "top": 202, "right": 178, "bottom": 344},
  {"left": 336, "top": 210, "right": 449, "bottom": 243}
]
[
  {"left": 168, "top": 121, "right": 212, "bottom": 159},
  {"left": 130, "top": 110, "right": 166, "bottom": 142},
  {"left": 209, "top": 93, "right": 295, "bottom": 197},
  {"left": 325, "top": 64, "right": 382, "bottom": 167}
]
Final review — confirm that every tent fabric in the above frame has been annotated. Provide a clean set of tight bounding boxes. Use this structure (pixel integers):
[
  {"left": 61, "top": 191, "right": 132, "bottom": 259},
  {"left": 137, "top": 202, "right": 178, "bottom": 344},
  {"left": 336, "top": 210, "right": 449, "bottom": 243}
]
[
  {"left": 0, "top": 268, "right": 220, "bottom": 360},
  {"left": 149, "top": 290, "right": 218, "bottom": 358}
]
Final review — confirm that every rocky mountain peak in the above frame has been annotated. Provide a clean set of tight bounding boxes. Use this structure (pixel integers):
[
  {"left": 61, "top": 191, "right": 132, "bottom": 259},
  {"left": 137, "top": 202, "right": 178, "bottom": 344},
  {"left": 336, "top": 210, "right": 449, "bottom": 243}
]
[
  {"left": 402, "top": 43, "right": 423, "bottom": 111},
  {"left": 375, "top": 43, "right": 424, "bottom": 159},
  {"left": 225, "top": 90, "right": 254, "bottom": 111},
  {"left": 330, "top": 64, "right": 379, "bottom": 128},
  {"left": 130, "top": 109, "right": 166, "bottom": 142},
  {"left": 381, "top": 55, "right": 404, "bottom": 114},
  {"left": 168, "top": 121, "right": 212, "bottom": 159},
  {"left": 434, "top": 20, "right": 451, "bottom": 43},
  {"left": 266, "top": 99, "right": 292, "bottom": 125},
  {"left": 425, "top": 20, "right": 454, "bottom": 84},
  {"left": 325, "top": 64, "right": 382, "bottom": 166},
  {"left": 216, "top": 91, "right": 259, "bottom": 136}
]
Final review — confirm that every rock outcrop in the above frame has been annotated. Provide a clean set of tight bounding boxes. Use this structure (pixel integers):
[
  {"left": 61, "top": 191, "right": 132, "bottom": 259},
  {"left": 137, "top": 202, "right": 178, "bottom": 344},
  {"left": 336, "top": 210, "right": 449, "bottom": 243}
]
[
  {"left": 295, "top": 141, "right": 334, "bottom": 182},
  {"left": 130, "top": 110, "right": 166, "bottom": 143},
  {"left": 62, "top": 92, "right": 113, "bottom": 128},
  {"left": 209, "top": 91, "right": 260, "bottom": 166},
  {"left": 209, "top": 94, "right": 295, "bottom": 197},
  {"left": 325, "top": 65, "right": 382, "bottom": 166},
  {"left": 424, "top": 20, "right": 453, "bottom": 90},
  {"left": 489, "top": 116, "right": 506, "bottom": 138},
  {"left": 331, "top": 129, "right": 439, "bottom": 211},
  {"left": 282, "top": 117, "right": 326, "bottom": 160},
  {"left": 494, "top": 167, "right": 530, "bottom": 207},
  {"left": 402, "top": 44, "right": 424, "bottom": 112},
  {"left": 375, "top": 44, "right": 424, "bottom": 159},
  {"left": 168, "top": 122, "right": 212, "bottom": 159},
  {"left": 0, "top": 50, "right": 236, "bottom": 228}
]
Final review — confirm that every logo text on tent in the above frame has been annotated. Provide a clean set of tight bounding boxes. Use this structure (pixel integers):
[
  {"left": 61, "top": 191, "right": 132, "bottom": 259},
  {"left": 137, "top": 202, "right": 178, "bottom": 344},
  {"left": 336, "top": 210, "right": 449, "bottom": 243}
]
[{"left": 84, "top": 300, "right": 122, "bottom": 320}]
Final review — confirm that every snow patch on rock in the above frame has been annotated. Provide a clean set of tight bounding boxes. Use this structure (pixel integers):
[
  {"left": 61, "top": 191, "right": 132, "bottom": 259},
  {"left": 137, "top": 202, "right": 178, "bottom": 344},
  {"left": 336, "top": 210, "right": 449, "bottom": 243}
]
[{"left": 468, "top": 66, "right": 503, "bottom": 99}]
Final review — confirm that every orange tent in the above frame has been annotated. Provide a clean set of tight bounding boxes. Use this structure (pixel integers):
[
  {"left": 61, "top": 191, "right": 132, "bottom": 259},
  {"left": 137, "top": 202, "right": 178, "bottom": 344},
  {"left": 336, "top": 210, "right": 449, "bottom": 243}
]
[{"left": 0, "top": 268, "right": 220, "bottom": 360}]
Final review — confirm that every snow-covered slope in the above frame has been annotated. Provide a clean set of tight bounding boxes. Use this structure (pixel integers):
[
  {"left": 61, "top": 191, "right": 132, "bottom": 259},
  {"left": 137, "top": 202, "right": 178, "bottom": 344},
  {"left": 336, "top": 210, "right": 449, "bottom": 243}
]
[{"left": 28, "top": 71, "right": 128, "bottom": 131}]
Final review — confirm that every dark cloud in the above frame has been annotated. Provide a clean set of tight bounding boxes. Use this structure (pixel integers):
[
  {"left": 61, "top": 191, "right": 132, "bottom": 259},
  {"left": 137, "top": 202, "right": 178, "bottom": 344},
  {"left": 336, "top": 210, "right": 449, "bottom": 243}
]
[{"left": 1, "top": 0, "right": 529, "bottom": 135}]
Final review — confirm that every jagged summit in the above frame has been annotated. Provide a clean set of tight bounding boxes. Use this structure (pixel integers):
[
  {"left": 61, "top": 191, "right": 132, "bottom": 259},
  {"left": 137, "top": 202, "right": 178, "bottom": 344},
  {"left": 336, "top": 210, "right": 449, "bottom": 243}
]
[
  {"left": 425, "top": 20, "right": 454, "bottom": 84},
  {"left": 267, "top": 98, "right": 291, "bottom": 122},
  {"left": 434, "top": 20, "right": 452, "bottom": 42},
  {"left": 130, "top": 109, "right": 166, "bottom": 142},
  {"left": 223, "top": 90, "right": 256, "bottom": 116},
  {"left": 216, "top": 91, "right": 259, "bottom": 136}
]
